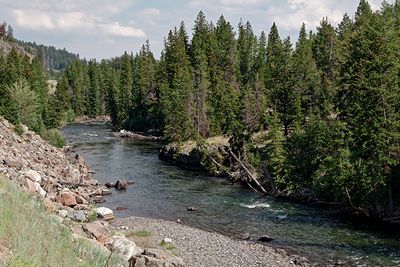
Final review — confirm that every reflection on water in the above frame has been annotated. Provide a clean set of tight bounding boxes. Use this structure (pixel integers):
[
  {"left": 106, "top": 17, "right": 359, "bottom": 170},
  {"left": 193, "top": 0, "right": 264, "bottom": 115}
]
[{"left": 62, "top": 123, "right": 400, "bottom": 266}]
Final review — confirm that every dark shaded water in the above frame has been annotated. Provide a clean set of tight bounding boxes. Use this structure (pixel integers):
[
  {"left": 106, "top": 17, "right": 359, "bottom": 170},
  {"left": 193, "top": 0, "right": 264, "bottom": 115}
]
[{"left": 62, "top": 123, "right": 400, "bottom": 266}]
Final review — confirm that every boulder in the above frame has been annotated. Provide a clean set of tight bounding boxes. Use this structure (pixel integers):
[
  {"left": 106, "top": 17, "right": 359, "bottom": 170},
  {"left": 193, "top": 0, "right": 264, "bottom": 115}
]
[
  {"left": 60, "top": 189, "right": 77, "bottom": 207},
  {"left": 43, "top": 198, "right": 56, "bottom": 212},
  {"left": 187, "top": 207, "right": 197, "bottom": 212},
  {"left": 258, "top": 235, "right": 274, "bottom": 243},
  {"left": 115, "top": 180, "right": 127, "bottom": 190},
  {"left": 83, "top": 222, "right": 111, "bottom": 244},
  {"left": 143, "top": 248, "right": 185, "bottom": 267},
  {"left": 67, "top": 210, "right": 86, "bottom": 222},
  {"left": 105, "top": 182, "right": 115, "bottom": 188},
  {"left": 95, "top": 207, "right": 114, "bottom": 221},
  {"left": 25, "top": 170, "right": 42, "bottom": 183},
  {"left": 109, "top": 237, "right": 143, "bottom": 262}
]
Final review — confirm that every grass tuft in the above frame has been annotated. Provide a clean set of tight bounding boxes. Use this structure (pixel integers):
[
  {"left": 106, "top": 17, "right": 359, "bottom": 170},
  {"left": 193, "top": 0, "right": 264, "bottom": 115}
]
[
  {"left": 126, "top": 230, "right": 152, "bottom": 238},
  {"left": 159, "top": 240, "right": 176, "bottom": 251}
]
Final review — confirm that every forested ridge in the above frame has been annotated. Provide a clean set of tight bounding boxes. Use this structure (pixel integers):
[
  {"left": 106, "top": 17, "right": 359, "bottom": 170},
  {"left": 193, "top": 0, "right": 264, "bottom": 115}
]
[{"left": 1, "top": 0, "right": 400, "bottom": 218}]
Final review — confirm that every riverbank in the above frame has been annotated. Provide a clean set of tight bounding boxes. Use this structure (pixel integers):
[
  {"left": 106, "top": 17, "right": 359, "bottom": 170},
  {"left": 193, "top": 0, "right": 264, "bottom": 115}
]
[{"left": 112, "top": 216, "right": 304, "bottom": 267}]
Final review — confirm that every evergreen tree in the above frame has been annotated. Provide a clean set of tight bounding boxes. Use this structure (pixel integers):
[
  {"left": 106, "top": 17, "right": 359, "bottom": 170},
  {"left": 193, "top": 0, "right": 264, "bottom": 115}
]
[
  {"left": 118, "top": 52, "right": 133, "bottom": 128},
  {"left": 190, "top": 11, "right": 211, "bottom": 137},
  {"left": 207, "top": 16, "right": 240, "bottom": 135},
  {"left": 292, "top": 23, "right": 321, "bottom": 126}
]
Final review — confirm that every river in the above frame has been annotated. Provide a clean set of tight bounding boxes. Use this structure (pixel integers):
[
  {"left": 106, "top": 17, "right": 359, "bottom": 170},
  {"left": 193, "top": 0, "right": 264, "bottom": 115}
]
[{"left": 62, "top": 123, "right": 400, "bottom": 266}]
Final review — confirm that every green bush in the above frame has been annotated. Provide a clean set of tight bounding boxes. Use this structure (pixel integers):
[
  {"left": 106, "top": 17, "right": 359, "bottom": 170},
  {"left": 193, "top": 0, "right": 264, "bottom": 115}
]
[
  {"left": 7, "top": 79, "right": 44, "bottom": 133},
  {"left": 40, "top": 129, "right": 66, "bottom": 148},
  {"left": 13, "top": 124, "right": 24, "bottom": 136}
]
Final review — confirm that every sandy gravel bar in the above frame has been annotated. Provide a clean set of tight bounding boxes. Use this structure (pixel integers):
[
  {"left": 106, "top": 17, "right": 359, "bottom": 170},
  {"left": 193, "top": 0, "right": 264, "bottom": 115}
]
[{"left": 112, "top": 216, "right": 302, "bottom": 267}]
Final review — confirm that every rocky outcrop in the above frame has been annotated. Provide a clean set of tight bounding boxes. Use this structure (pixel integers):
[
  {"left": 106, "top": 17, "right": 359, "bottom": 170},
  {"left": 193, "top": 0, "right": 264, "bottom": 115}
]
[
  {"left": 0, "top": 118, "right": 111, "bottom": 218},
  {"left": 159, "top": 136, "right": 230, "bottom": 176}
]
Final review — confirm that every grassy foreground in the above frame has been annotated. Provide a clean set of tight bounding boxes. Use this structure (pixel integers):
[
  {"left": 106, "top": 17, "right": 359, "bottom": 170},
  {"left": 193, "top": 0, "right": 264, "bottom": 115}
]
[{"left": 0, "top": 175, "right": 121, "bottom": 267}]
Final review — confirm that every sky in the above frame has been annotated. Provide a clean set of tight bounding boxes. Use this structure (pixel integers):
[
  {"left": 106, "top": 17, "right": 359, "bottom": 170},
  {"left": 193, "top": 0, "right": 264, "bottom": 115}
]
[{"left": 0, "top": 0, "right": 385, "bottom": 60}]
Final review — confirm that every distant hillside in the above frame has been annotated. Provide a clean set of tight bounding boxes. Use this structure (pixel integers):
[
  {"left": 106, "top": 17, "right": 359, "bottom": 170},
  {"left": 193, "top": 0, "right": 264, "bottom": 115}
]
[
  {"left": 0, "top": 39, "right": 33, "bottom": 60},
  {"left": 17, "top": 40, "right": 79, "bottom": 71}
]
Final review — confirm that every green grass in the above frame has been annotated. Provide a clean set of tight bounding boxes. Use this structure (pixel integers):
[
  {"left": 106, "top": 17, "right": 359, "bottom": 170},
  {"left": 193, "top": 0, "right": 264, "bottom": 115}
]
[
  {"left": 126, "top": 230, "right": 152, "bottom": 238},
  {"left": 0, "top": 176, "right": 124, "bottom": 267},
  {"left": 159, "top": 240, "right": 176, "bottom": 251}
]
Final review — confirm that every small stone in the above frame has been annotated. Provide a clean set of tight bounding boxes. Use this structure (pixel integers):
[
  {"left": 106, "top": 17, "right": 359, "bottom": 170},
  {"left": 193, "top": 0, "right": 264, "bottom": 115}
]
[
  {"left": 239, "top": 233, "right": 251, "bottom": 240},
  {"left": 187, "top": 207, "right": 197, "bottom": 212},
  {"left": 127, "top": 180, "right": 134, "bottom": 185},
  {"left": 25, "top": 170, "right": 42, "bottom": 183},
  {"left": 96, "top": 207, "right": 114, "bottom": 221},
  {"left": 46, "top": 192, "right": 57, "bottom": 201},
  {"left": 114, "top": 180, "right": 127, "bottom": 190},
  {"left": 74, "top": 204, "right": 89, "bottom": 210},
  {"left": 258, "top": 235, "right": 274, "bottom": 243},
  {"left": 162, "top": 238, "right": 173, "bottom": 244},
  {"left": 59, "top": 210, "right": 68, "bottom": 218}
]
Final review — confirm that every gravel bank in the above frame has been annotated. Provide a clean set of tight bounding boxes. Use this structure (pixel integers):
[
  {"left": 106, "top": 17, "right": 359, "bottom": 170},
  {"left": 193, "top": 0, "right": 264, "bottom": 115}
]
[{"left": 112, "top": 216, "right": 303, "bottom": 267}]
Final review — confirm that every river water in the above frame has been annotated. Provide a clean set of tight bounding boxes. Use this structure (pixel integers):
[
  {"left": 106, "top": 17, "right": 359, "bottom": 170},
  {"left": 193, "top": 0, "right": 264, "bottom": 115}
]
[{"left": 62, "top": 123, "right": 400, "bottom": 266}]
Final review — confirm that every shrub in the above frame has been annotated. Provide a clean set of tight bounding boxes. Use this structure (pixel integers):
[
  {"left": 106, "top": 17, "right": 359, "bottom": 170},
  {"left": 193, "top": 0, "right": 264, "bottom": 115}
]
[
  {"left": 6, "top": 79, "right": 44, "bottom": 133},
  {"left": 40, "top": 129, "right": 66, "bottom": 148}
]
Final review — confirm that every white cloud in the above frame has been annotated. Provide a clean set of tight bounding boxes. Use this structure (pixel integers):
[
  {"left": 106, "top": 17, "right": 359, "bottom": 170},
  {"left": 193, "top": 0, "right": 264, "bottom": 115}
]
[
  {"left": 14, "top": 9, "right": 55, "bottom": 30},
  {"left": 12, "top": 8, "right": 145, "bottom": 39},
  {"left": 139, "top": 8, "right": 161, "bottom": 16},
  {"left": 101, "top": 22, "right": 146, "bottom": 38},
  {"left": 220, "top": 0, "right": 262, "bottom": 6}
]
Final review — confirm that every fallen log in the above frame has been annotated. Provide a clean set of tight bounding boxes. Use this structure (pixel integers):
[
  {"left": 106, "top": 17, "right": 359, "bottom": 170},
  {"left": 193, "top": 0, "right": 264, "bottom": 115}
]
[{"left": 228, "top": 149, "right": 268, "bottom": 195}]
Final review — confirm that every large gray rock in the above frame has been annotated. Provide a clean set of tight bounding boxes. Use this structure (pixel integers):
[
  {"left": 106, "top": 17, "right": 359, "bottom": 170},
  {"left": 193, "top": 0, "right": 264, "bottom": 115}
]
[
  {"left": 67, "top": 210, "right": 86, "bottom": 222},
  {"left": 144, "top": 248, "right": 185, "bottom": 267},
  {"left": 109, "top": 237, "right": 143, "bottom": 262},
  {"left": 95, "top": 207, "right": 114, "bottom": 220}
]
